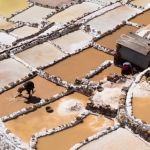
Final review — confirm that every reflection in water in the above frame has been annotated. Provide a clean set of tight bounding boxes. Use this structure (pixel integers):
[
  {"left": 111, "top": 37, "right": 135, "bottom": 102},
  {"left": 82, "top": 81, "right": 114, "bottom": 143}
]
[{"left": 37, "top": 115, "right": 114, "bottom": 150}]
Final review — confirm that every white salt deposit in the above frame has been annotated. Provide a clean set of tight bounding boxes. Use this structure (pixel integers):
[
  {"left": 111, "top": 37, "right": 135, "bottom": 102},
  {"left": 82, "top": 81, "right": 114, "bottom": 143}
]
[
  {"left": 133, "top": 81, "right": 150, "bottom": 97},
  {"left": 79, "top": 128, "right": 150, "bottom": 150},
  {"left": 57, "top": 99, "right": 84, "bottom": 115},
  {"left": 0, "top": 32, "right": 16, "bottom": 45},
  {"left": 10, "top": 5, "right": 55, "bottom": 23},
  {"left": 92, "top": 87, "right": 121, "bottom": 109}
]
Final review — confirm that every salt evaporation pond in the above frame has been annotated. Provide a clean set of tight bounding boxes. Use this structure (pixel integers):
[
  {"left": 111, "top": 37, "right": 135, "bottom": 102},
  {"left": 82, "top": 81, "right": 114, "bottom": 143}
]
[
  {"left": 96, "top": 25, "right": 138, "bottom": 50},
  {"left": 52, "top": 30, "right": 93, "bottom": 54},
  {"left": 130, "top": 0, "right": 150, "bottom": 7},
  {"left": 0, "top": 0, "right": 29, "bottom": 17},
  {"left": 79, "top": 128, "right": 150, "bottom": 150},
  {"left": 36, "top": 114, "right": 114, "bottom": 150},
  {"left": 11, "top": 26, "right": 39, "bottom": 38},
  {"left": 0, "top": 32, "right": 16, "bottom": 45},
  {"left": 86, "top": 5, "right": 140, "bottom": 33},
  {"left": 11, "top": 5, "right": 55, "bottom": 23},
  {"left": 129, "top": 10, "right": 150, "bottom": 25},
  {"left": 44, "top": 47, "right": 113, "bottom": 83},
  {"left": 0, "top": 58, "right": 31, "bottom": 89},
  {"left": 0, "top": 76, "right": 65, "bottom": 117},
  {"left": 5, "top": 92, "right": 88, "bottom": 143},
  {"left": 0, "top": 18, "right": 16, "bottom": 29},
  {"left": 16, "top": 42, "right": 65, "bottom": 68},
  {"left": 30, "top": 0, "right": 72, "bottom": 7},
  {"left": 89, "top": 64, "right": 121, "bottom": 81},
  {"left": 48, "top": 2, "right": 101, "bottom": 23}
]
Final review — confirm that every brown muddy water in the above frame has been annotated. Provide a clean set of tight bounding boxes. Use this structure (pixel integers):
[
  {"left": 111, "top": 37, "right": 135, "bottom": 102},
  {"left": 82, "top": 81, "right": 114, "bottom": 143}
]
[
  {"left": 0, "top": 76, "right": 65, "bottom": 118},
  {"left": 96, "top": 25, "right": 138, "bottom": 50},
  {"left": 44, "top": 47, "right": 113, "bottom": 83},
  {"left": 89, "top": 64, "right": 121, "bottom": 81},
  {"left": 133, "top": 96, "right": 150, "bottom": 124},
  {"left": 129, "top": 10, "right": 150, "bottom": 25},
  {"left": 0, "top": 0, "right": 29, "bottom": 18},
  {"left": 0, "top": 18, "right": 16, "bottom": 29},
  {"left": 36, "top": 114, "right": 114, "bottom": 150},
  {"left": 5, "top": 92, "right": 88, "bottom": 143}
]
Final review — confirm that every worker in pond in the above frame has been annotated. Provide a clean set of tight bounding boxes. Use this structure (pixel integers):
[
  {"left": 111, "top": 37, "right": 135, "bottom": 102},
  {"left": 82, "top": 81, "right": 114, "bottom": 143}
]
[
  {"left": 17, "top": 81, "right": 35, "bottom": 98},
  {"left": 121, "top": 62, "right": 133, "bottom": 76}
]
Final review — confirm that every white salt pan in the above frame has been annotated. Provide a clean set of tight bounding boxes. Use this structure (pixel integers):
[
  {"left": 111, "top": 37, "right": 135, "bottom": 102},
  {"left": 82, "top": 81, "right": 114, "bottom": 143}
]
[
  {"left": 87, "top": 5, "right": 141, "bottom": 33},
  {"left": 11, "top": 6, "right": 55, "bottom": 23},
  {"left": 52, "top": 30, "right": 93, "bottom": 53},
  {"left": 0, "top": 32, "right": 16, "bottom": 45},
  {"left": 133, "top": 81, "right": 150, "bottom": 97},
  {"left": 92, "top": 87, "right": 121, "bottom": 109},
  {"left": 79, "top": 128, "right": 150, "bottom": 150}
]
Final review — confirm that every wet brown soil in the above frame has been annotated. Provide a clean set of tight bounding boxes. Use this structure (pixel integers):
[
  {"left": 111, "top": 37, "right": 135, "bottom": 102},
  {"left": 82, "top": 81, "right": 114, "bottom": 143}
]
[
  {"left": 0, "top": 0, "right": 29, "bottom": 17},
  {"left": 44, "top": 48, "right": 113, "bottom": 83},
  {"left": 96, "top": 25, "right": 138, "bottom": 50},
  {"left": 36, "top": 115, "right": 114, "bottom": 150},
  {"left": 133, "top": 96, "right": 150, "bottom": 124},
  {"left": 5, "top": 92, "right": 88, "bottom": 143},
  {"left": 0, "top": 76, "right": 65, "bottom": 117},
  {"left": 129, "top": 10, "right": 150, "bottom": 25},
  {"left": 89, "top": 64, "right": 121, "bottom": 81}
]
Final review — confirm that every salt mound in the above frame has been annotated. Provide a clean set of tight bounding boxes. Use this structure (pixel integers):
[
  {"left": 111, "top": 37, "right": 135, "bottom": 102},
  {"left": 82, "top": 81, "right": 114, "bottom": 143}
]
[
  {"left": 92, "top": 87, "right": 121, "bottom": 109},
  {"left": 57, "top": 99, "right": 83, "bottom": 115}
]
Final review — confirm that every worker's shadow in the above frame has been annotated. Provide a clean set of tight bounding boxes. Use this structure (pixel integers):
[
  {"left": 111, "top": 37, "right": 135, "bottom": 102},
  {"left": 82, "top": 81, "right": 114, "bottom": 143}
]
[{"left": 23, "top": 96, "right": 41, "bottom": 104}]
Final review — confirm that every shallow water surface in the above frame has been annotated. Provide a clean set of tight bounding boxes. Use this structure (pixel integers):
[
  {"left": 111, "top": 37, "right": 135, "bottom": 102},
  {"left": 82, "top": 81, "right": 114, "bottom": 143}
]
[{"left": 36, "top": 114, "right": 114, "bottom": 150}]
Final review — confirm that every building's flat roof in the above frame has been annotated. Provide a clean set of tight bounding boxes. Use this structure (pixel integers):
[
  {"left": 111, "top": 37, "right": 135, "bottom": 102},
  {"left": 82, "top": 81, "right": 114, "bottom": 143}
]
[{"left": 117, "top": 32, "right": 150, "bottom": 55}]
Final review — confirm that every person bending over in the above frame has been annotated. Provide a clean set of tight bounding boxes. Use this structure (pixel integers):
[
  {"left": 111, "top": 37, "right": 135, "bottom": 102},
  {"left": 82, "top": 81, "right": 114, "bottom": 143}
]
[
  {"left": 17, "top": 81, "right": 35, "bottom": 97},
  {"left": 121, "top": 62, "right": 133, "bottom": 76}
]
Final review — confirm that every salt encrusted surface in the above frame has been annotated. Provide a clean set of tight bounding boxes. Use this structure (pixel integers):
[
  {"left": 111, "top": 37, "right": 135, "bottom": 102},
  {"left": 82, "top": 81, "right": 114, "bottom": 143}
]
[
  {"left": 10, "top": 5, "right": 55, "bottom": 23},
  {"left": 86, "top": 5, "right": 141, "bottom": 33},
  {"left": 92, "top": 87, "right": 121, "bottom": 109},
  {"left": 78, "top": 128, "right": 150, "bottom": 150},
  {"left": 52, "top": 30, "right": 93, "bottom": 53},
  {"left": 0, "top": 32, "right": 16, "bottom": 45},
  {"left": 0, "top": 0, "right": 150, "bottom": 149}
]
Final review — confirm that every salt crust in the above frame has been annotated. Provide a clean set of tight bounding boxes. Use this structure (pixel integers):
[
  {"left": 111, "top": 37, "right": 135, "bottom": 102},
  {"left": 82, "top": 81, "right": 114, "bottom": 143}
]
[
  {"left": 10, "top": 5, "right": 55, "bottom": 23},
  {"left": 0, "top": 0, "right": 150, "bottom": 149},
  {"left": 78, "top": 128, "right": 150, "bottom": 150},
  {"left": 57, "top": 99, "right": 84, "bottom": 115}
]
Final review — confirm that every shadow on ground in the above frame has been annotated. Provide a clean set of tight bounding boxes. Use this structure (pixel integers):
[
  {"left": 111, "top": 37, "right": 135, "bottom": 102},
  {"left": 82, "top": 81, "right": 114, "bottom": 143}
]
[{"left": 22, "top": 96, "right": 41, "bottom": 104}]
